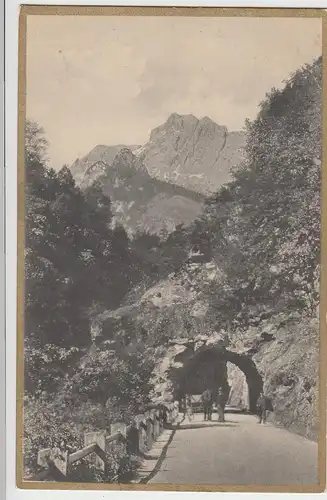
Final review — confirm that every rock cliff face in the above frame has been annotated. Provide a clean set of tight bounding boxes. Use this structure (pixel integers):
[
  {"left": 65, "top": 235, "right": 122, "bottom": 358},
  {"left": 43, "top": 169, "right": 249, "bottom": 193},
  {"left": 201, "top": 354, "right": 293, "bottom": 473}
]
[
  {"left": 137, "top": 113, "right": 246, "bottom": 195},
  {"left": 93, "top": 260, "right": 223, "bottom": 344},
  {"left": 228, "top": 314, "right": 319, "bottom": 440}
]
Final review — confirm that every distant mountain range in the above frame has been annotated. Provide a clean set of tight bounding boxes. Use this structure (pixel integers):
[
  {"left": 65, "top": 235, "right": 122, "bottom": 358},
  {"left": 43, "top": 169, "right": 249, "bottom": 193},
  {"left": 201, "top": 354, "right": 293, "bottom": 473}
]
[{"left": 70, "top": 114, "right": 246, "bottom": 235}]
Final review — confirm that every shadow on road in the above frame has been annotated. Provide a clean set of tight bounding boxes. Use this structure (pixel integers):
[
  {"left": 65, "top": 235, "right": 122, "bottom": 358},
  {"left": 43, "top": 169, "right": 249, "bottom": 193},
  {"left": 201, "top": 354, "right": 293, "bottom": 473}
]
[
  {"left": 176, "top": 422, "right": 238, "bottom": 430},
  {"left": 138, "top": 451, "right": 160, "bottom": 460},
  {"left": 139, "top": 417, "right": 185, "bottom": 484}
]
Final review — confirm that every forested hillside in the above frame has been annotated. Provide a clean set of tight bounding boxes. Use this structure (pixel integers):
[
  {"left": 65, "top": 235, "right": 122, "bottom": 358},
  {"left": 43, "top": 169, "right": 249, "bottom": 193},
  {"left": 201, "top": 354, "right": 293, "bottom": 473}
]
[
  {"left": 193, "top": 55, "right": 321, "bottom": 326},
  {"left": 24, "top": 122, "right": 156, "bottom": 479}
]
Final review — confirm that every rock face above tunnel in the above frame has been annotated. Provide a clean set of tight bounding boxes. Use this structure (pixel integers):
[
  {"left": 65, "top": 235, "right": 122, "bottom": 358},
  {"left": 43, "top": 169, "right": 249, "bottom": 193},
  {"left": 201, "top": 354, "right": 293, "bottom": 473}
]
[
  {"left": 227, "top": 313, "right": 319, "bottom": 439},
  {"left": 150, "top": 332, "right": 230, "bottom": 403},
  {"left": 93, "top": 260, "right": 225, "bottom": 345}
]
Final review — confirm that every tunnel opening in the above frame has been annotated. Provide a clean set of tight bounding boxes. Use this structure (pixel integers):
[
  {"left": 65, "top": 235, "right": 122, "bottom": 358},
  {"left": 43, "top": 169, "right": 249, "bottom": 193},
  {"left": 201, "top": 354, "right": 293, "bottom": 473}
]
[
  {"left": 227, "top": 362, "right": 249, "bottom": 410},
  {"left": 224, "top": 350, "right": 263, "bottom": 413},
  {"left": 171, "top": 347, "right": 263, "bottom": 414}
]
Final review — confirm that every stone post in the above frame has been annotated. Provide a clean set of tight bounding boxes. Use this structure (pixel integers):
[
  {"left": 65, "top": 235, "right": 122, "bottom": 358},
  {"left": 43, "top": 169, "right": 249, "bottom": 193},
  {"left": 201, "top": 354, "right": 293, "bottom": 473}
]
[
  {"left": 154, "top": 409, "right": 161, "bottom": 439},
  {"left": 37, "top": 447, "right": 68, "bottom": 478},
  {"left": 146, "top": 410, "right": 155, "bottom": 450},
  {"left": 135, "top": 414, "right": 147, "bottom": 454},
  {"left": 84, "top": 430, "right": 107, "bottom": 473},
  {"left": 127, "top": 422, "right": 140, "bottom": 455},
  {"left": 111, "top": 422, "right": 127, "bottom": 440},
  {"left": 166, "top": 404, "right": 172, "bottom": 424}
]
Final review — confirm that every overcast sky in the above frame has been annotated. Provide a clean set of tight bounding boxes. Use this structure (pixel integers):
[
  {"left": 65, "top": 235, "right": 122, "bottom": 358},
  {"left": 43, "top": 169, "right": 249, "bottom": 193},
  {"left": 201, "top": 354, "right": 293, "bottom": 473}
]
[{"left": 26, "top": 15, "right": 322, "bottom": 170}]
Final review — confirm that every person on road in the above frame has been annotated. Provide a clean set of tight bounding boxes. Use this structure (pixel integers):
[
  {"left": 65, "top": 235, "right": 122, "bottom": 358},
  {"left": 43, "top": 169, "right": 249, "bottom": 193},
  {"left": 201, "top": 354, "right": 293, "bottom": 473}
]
[
  {"left": 186, "top": 394, "right": 194, "bottom": 421},
  {"left": 256, "top": 391, "right": 273, "bottom": 424},
  {"left": 216, "top": 388, "right": 226, "bottom": 423},
  {"left": 180, "top": 396, "right": 187, "bottom": 418},
  {"left": 201, "top": 388, "right": 213, "bottom": 421},
  {"left": 160, "top": 405, "right": 168, "bottom": 427}
]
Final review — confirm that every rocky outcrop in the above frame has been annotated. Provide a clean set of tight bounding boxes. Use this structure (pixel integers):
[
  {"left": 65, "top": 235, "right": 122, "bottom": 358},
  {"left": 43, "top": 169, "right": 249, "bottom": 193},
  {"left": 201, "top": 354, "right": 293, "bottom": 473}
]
[
  {"left": 228, "top": 313, "right": 319, "bottom": 440},
  {"left": 93, "top": 260, "right": 224, "bottom": 344},
  {"left": 137, "top": 113, "right": 246, "bottom": 195}
]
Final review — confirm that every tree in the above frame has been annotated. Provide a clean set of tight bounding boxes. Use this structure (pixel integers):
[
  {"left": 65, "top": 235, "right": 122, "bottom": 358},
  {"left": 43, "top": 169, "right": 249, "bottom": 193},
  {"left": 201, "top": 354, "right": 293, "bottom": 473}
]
[
  {"left": 25, "top": 119, "right": 49, "bottom": 165},
  {"left": 230, "top": 57, "right": 322, "bottom": 314},
  {"left": 24, "top": 121, "right": 138, "bottom": 393}
]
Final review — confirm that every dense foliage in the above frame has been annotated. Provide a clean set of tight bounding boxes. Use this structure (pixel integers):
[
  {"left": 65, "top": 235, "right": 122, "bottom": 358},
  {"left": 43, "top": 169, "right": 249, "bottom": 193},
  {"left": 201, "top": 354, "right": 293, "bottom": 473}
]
[
  {"left": 24, "top": 121, "right": 154, "bottom": 478},
  {"left": 188, "top": 57, "right": 322, "bottom": 328}
]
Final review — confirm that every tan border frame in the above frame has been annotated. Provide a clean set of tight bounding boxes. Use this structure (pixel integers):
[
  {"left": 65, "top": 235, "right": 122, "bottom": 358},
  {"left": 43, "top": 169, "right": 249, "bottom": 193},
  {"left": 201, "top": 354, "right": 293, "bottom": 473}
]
[{"left": 16, "top": 5, "right": 327, "bottom": 493}]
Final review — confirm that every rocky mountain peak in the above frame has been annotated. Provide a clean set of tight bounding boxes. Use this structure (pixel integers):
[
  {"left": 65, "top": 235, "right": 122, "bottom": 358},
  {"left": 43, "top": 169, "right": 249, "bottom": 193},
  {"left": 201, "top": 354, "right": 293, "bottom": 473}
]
[
  {"left": 166, "top": 112, "right": 198, "bottom": 126},
  {"left": 142, "top": 113, "right": 245, "bottom": 195},
  {"left": 70, "top": 143, "right": 140, "bottom": 187},
  {"left": 111, "top": 147, "right": 147, "bottom": 175},
  {"left": 69, "top": 113, "right": 245, "bottom": 234}
]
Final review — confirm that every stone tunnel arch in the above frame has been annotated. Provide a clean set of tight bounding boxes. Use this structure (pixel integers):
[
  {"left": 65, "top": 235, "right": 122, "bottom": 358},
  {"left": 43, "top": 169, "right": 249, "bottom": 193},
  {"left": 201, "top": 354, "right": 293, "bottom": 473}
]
[
  {"left": 170, "top": 346, "right": 263, "bottom": 414},
  {"left": 224, "top": 350, "right": 263, "bottom": 412}
]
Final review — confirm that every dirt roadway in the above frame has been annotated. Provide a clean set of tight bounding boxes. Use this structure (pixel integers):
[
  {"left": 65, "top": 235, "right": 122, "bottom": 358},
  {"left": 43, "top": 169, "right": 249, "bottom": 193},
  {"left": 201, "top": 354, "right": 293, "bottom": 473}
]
[{"left": 149, "top": 412, "right": 318, "bottom": 486}]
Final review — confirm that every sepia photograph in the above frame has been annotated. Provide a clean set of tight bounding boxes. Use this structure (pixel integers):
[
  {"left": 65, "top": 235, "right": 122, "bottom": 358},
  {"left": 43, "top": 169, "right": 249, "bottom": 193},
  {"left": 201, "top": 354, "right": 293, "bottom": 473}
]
[{"left": 17, "top": 6, "right": 325, "bottom": 492}]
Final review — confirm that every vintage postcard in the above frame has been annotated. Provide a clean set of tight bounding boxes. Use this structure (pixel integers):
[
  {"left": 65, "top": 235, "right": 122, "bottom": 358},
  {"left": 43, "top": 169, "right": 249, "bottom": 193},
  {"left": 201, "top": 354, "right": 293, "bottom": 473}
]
[{"left": 16, "top": 6, "right": 326, "bottom": 493}]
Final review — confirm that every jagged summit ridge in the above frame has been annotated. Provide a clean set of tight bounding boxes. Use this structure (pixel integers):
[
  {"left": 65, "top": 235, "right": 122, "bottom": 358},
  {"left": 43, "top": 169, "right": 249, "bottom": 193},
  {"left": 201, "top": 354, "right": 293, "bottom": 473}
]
[
  {"left": 139, "top": 113, "right": 245, "bottom": 194},
  {"left": 71, "top": 144, "right": 140, "bottom": 186}
]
